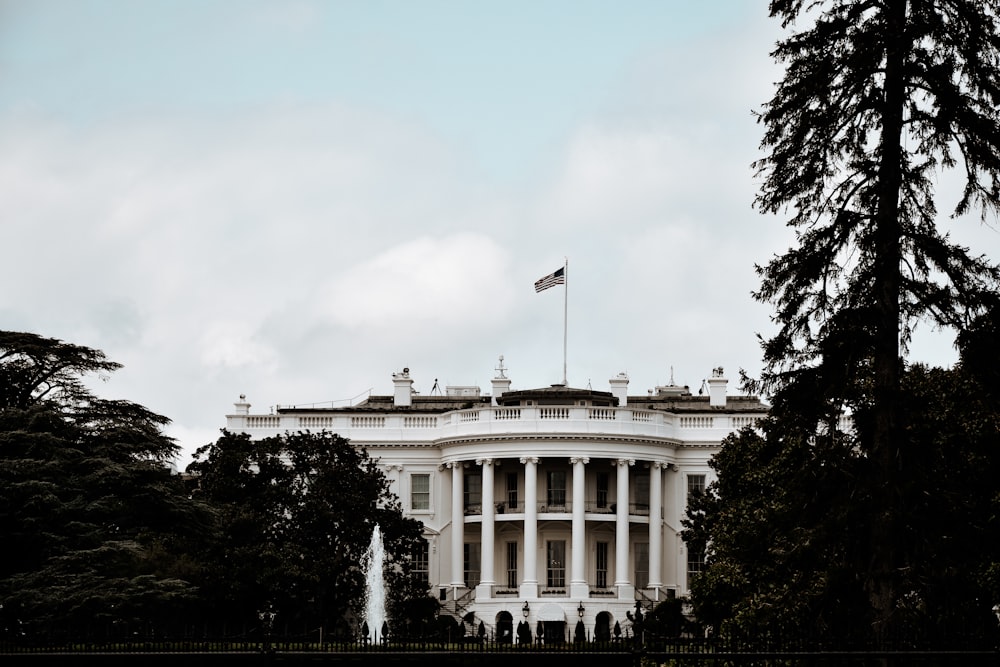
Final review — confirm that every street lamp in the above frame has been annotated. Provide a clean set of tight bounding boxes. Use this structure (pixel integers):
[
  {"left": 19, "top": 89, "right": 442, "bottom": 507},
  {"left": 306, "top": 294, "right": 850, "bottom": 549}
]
[
  {"left": 577, "top": 602, "right": 585, "bottom": 618},
  {"left": 522, "top": 601, "right": 530, "bottom": 618}
]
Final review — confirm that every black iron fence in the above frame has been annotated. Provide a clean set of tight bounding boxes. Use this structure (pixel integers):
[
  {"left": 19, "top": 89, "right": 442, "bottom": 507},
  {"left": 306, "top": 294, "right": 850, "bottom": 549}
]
[{"left": 3, "top": 629, "right": 998, "bottom": 663}]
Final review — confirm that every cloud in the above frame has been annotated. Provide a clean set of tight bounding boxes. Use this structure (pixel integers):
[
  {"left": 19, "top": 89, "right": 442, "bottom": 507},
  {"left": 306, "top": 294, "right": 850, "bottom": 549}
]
[
  {"left": 199, "top": 320, "right": 280, "bottom": 372},
  {"left": 321, "top": 234, "right": 513, "bottom": 331}
]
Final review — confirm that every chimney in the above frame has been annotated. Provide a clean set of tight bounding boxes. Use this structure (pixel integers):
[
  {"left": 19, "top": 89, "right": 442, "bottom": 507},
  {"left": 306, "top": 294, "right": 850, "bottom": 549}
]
[
  {"left": 234, "top": 394, "right": 250, "bottom": 415},
  {"left": 393, "top": 368, "right": 413, "bottom": 407},
  {"left": 491, "top": 354, "right": 511, "bottom": 406},
  {"left": 491, "top": 377, "right": 511, "bottom": 406},
  {"left": 708, "top": 367, "right": 727, "bottom": 407},
  {"left": 609, "top": 372, "right": 629, "bottom": 407}
]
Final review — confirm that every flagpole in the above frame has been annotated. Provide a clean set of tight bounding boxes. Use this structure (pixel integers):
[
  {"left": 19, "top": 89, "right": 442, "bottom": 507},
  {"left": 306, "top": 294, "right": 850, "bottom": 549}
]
[{"left": 563, "top": 257, "right": 568, "bottom": 386}]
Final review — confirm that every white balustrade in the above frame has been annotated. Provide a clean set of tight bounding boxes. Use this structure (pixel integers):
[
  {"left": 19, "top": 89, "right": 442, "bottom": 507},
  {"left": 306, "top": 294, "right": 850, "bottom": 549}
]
[
  {"left": 231, "top": 404, "right": 765, "bottom": 444},
  {"left": 351, "top": 416, "right": 386, "bottom": 428}
]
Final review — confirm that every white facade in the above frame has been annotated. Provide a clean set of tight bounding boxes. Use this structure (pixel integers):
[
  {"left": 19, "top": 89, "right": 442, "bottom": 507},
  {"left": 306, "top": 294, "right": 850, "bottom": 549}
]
[{"left": 225, "top": 364, "right": 766, "bottom": 640}]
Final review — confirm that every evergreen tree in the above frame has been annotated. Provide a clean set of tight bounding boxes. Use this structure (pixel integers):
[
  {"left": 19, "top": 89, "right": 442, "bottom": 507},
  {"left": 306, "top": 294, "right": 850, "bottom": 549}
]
[
  {"left": 685, "top": 305, "right": 1000, "bottom": 647},
  {"left": 0, "top": 332, "right": 211, "bottom": 640},
  {"left": 751, "top": 0, "right": 1000, "bottom": 639}
]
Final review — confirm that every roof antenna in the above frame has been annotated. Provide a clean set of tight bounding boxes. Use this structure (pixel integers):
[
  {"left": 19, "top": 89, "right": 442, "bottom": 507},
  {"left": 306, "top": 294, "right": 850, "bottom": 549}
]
[{"left": 495, "top": 354, "right": 507, "bottom": 379}]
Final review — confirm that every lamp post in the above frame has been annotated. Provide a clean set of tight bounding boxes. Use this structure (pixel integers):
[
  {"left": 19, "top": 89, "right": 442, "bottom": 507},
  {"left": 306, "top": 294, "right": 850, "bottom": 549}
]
[
  {"left": 522, "top": 601, "right": 530, "bottom": 618},
  {"left": 575, "top": 602, "right": 586, "bottom": 644}
]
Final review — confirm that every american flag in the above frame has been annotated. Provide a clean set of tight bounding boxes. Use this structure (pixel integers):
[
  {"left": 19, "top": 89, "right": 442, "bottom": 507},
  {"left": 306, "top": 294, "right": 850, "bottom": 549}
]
[{"left": 534, "top": 266, "right": 565, "bottom": 292}]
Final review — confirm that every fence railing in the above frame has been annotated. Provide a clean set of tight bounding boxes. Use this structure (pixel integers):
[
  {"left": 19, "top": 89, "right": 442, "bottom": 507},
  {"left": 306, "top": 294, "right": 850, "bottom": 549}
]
[{"left": 4, "top": 622, "right": 997, "bottom": 652}]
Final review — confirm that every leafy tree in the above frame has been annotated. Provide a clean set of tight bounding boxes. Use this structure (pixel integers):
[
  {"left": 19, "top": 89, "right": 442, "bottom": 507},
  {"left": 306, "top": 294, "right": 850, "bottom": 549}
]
[
  {"left": 187, "top": 430, "right": 426, "bottom": 635},
  {"left": 685, "top": 306, "right": 1000, "bottom": 647},
  {"left": 750, "top": 0, "right": 1000, "bottom": 638},
  {"left": 0, "top": 331, "right": 212, "bottom": 639}
]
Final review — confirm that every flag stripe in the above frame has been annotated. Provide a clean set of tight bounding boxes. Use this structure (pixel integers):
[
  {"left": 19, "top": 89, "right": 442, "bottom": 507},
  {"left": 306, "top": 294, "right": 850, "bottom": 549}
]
[{"left": 534, "top": 266, "right": 565, "bottom": 292}]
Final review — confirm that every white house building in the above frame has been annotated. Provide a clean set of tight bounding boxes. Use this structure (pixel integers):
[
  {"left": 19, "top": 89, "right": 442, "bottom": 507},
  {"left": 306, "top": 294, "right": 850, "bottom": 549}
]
[{"left": 224, "top": 360, "right": 767, "bottom": 641}]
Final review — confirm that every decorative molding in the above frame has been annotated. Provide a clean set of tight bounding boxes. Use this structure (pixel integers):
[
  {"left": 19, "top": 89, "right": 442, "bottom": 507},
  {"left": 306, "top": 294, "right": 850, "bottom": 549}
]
[{"left": 519, "top": 456, "right": 539, "bottom": 465}]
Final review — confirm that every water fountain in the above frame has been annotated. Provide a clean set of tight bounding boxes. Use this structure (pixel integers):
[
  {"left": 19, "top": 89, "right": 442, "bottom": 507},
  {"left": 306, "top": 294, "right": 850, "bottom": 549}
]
[{"left": 361, "top": 524, "right": 387, "bottom": 642}]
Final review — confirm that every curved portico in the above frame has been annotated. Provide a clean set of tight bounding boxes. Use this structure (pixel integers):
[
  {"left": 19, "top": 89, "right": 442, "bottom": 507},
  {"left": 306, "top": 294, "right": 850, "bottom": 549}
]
[
  {"left": 439, "top": 383, "right": 679, "bottom": 605},
  {"left": 445, "top": 452, "right": 670, "bottom": 601}
]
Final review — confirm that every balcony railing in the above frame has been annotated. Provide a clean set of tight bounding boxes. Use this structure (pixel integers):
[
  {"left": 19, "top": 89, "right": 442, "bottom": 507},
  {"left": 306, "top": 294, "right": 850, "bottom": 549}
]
[
  {"left": 463, "top": 501, "right": 660, "bottom": 517},
  {"left": 230, "top": 404, "right": 767, "bottom": 443}
]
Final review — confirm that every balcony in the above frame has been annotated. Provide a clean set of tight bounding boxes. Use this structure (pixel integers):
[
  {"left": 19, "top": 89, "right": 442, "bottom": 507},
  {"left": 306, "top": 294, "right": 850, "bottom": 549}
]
[
  {"left": 462, "top": 501, "right": 658, "bottom": 517},
  {"left": 231, "top": 404, "right": 764, "bottom": 444}
]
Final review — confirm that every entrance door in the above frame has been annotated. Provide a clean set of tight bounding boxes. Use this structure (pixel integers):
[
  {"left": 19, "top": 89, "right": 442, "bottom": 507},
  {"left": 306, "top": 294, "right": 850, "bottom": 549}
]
[
  {"left": 495, "top": 611, "right": 514, "bottom": 644},
  {"left": 595, "top": 611, "right": 612, "bottom": 642},
  {"left": 541, "top": 620, "right": 566, "bottom": 644}
]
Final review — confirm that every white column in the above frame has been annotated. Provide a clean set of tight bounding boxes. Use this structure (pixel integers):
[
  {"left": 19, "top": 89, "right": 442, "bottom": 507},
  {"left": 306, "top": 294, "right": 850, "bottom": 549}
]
[
  {"left": 450, "top": 461, "right": 465, "bottom": 588},
  {"left": 570, "top": 456, "right": 589, "bottom": 598},
  {"left": 648, "top": 462, "right": 664, "bottom": 590},
  {"left": 476, "top": 458, "right": 495, "bottom": 597},
  {"left": 615, "top": 458, "right": 635, "bottom": 598},
  {"left": 520, "top": 456, "right": 539, "bottom": 598}
]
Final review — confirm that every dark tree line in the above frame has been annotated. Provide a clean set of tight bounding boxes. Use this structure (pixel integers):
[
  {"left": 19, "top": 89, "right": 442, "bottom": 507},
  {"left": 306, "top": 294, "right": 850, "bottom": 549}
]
[
  {"left": 684, "top": 309, "right": 1000, "bottom": 646},
  {"left": 685, "top": 0, "right": 1000, "bottom": 649},
  {"left": 0, "top": 331, "right": 430, "bottom": 642}
]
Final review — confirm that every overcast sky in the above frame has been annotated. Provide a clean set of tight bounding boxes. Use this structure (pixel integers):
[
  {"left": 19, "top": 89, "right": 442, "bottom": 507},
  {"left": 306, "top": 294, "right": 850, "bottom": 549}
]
[{"left": 3, "top": 1, "right": 998, "bottom": 468}]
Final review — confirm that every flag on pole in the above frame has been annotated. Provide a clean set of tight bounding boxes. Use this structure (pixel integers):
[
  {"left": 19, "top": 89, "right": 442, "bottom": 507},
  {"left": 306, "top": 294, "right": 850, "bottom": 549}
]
[{"left": 534, "top": 266, "right": 565, "bottom": 292}]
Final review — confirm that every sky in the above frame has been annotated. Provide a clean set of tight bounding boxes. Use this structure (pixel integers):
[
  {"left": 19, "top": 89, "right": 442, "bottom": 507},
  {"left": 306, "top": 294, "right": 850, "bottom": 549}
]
[{"left": 3, "top": 1, "right": 998, "bottom": 468}]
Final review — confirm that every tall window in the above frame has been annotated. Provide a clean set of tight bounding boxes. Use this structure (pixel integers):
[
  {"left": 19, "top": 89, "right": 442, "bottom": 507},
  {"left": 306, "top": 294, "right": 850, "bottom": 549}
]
[
  {"left": 411, "top": 473, "right": 430, "bottom": 511},
  {"left": 506, "top": 541, "right": 518, "bottom": 588},
  {"left": 596, "top": 472, "right": 609, "bottom": 509},
  {"left": 547, "top": 470, "right": 566, "bottom": 507},
  {"left": 464, "top": 471, "right": 482, "bottom": 513},
  {"left": 687, "top": 543, "right": 705, "bottom": 582},
  {"left": 546, "top": 540, "right": 566, "bottom": 588},
  {"left": 634, "top": 542, "right": 649, "bottom": 589},
  {"left": 687, "top": 474, "right": 706, "bottom": 502},
  {"left": 506, "top": 472, "right": 518, "bottom": 510},
  {"left": 595, "top": 541, "right": 609, "bottom": 588},
  {"left": 411, "top": 539, "right": 429, "bottom": 584},
  {"left": 635, "top": 474, "right": 650, "bottom": 511},
  {"left": 464, "top": 542, "right": 481, "bottom": 588}
]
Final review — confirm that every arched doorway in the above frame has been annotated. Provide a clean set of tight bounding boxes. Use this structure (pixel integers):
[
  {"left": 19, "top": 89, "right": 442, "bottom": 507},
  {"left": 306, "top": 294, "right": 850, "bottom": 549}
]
[
  {"left": 594, "top": 611, "right": 613, "bottom": 642},
  {"left": 537, "top": 603, "right": 566, "bottom": 645},
  {"left": 495, "top": 610, "right": 514, "bottom": 644}
]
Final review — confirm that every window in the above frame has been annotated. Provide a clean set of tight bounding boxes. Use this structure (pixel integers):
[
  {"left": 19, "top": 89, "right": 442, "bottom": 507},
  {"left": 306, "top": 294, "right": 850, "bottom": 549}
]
[
  {"left": 635, "top": 474, "right": 650, "bottom": 511},
  {"left": 464, "top": 471, "right": 482, "bottom": 512},
  {"left": 506, "top": 541, "right": 518, "bottom": 588},
  {"left": 687, "top": 543, "right": 705, "bottom": 582},
  {"left": 596, "top": 472, "right": 609, "bottom": 509},
  {"left": 687, "top": 474, "right": 706, "bottom": 502},
  {"left": 634, "top": 542, "right": 649, "bottom": 589},
  {"left": 411, "top": 474, "right": 430, "bottom": 511},
  {"left": 506, "top": 472, "right": 518, "bottom": 510},
  {"left": 595, "top": 541, "right": 609, "bottom": 588},
  {"left": 547, "top": 470, "right": 566, "bottom": 507},
  {"left": 464, "top": 542, "right": 481, "bottom": 588},
  {"left": 411, "top": 539, "right": 429, "bottom": 584},
  {"left": 546, "top": 540, "right": 566, "bottom": 588}
]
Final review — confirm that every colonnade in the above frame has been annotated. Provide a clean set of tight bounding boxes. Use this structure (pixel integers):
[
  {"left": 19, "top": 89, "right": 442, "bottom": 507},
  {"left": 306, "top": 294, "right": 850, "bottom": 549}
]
[{"left": 445, "top": 456, "right": 669, "bottom": 599}]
